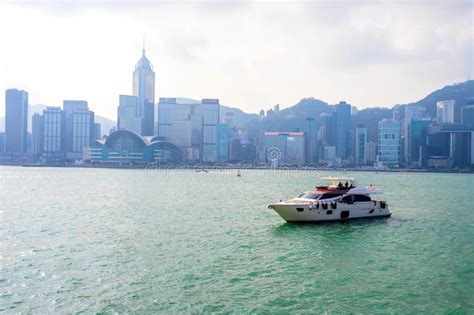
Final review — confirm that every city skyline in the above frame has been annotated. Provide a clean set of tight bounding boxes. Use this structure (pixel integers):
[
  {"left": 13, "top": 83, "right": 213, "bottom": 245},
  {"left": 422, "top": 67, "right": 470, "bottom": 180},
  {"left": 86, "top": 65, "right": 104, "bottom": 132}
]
[{"left": 1, "top": 1, "right": 472, "bottom": 120}]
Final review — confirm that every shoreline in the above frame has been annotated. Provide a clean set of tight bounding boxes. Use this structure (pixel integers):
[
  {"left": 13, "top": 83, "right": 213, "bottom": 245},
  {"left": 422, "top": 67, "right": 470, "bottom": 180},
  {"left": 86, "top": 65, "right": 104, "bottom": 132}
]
[{"left": 1, "top": 163, "right": 472, "bottom": 174}]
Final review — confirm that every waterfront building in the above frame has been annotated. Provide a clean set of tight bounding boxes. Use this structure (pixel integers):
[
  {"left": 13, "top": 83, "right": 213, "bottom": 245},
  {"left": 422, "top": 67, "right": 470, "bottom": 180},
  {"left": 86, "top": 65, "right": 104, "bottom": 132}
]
[
  {"left": 158, "top": 98, "right": 220, "bottom": 163},
  {"left": 335, "top": 101, "right": 351, "bottom": 159},
  {"left": 403, "top": 106, "right": 425, "bottom": 162},
  {"left": 94, "top": 123, "right": 101, "bottom": 140},
  {"left": 85, "top": 130, "right": 181, "bottom": 165},
  {"left": 4, "top": 89, "right": 28, "bottom": 153},
  {"left": 407, "top": 118, "right": 432, "bottom": 166},
  {"left": 392, "top": 107, "right": 401, "bottom": 121},
  {"left": 217, "top": 124, "right": 229, "bottom": 162},
  {"left": 462, "top": 105, "right": 474, "bottom": 124},
  {"left": 437, "top": 100, "right": 455, "bottom": 124},
  {"left": 323, "top": 145, "right": 336, "bottom": 160},
  {"left": 0, "top": 133, "right": 4, "bottom": 153},
  {"left": 319, "top": 113, "right": 336, "bottom": 146},
  {"left": 229, "top": 139, "right": 241, "bottom": 162},
  {"left": 262, "top": 132, "right": 306, "bottom": 166},
  {"left": 377, "top": 118, "right": 401, "bottom": 167},
  {"left": 202, "top": 99, "right": 219, "bottom": 163},
  {"left": 133, "top": 48, "right": 155, "bottom": 136},
  {"left": 32, "top": 113, "right": 44, "bottom": 156},
  {"left": 274, "top": 104, "right": 280, "bottom": 116},
  {"left": 423, "top": 123, "right": 474, "bottom": 167},
  {"left": 223, "top": 112, "right": 235, "bottom": 128},
  {"left": 366, "top": 141, "right": 377, "bottom": 163},
  {"left": 71, "top": 110, "right": 94, "bottom": 153},
  {"left": 118, "top": 95, "right": 142, "bottom": 135},
  {"left": 240, "top": 138, "right": 256, "bottom": 163},
  {"left": 305, "top": 117, "right": 316, "bottom": 164},
  {"left": 63, "top": 100, "right": 95, "bottom": 154},
  {"left": 42, "top": 107, "right": 66, "bottom": 157},
  {"left": 355, "top": 126, "right": 367, "bottom": 165}
]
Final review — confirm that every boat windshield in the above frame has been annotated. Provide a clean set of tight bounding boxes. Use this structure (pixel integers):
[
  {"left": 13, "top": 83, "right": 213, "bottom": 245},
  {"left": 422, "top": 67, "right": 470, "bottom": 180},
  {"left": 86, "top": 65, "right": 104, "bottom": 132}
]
[
  {"left": 298, "top": 193, "right": 321, "bottom": 199},
  {"left": 319, "top": 193, "right": 342, "bottom": 200}
]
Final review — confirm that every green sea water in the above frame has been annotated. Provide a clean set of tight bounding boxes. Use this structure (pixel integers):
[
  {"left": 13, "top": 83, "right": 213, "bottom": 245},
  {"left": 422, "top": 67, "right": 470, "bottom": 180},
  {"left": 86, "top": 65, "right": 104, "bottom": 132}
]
[{"left": 1, "top": 166, "right": 473, "bottom": 313}]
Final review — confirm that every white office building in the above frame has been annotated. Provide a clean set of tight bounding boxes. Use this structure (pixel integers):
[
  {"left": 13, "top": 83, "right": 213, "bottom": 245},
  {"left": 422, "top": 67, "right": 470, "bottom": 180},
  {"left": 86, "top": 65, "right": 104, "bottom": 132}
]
[
  {"left": 118, "top": 95, "right": 142, "bottom": 135},
  {"left": 437, "top": 100, "right": 455, "bottom": 124},
  {"left": 377, "top": 119, "right": 401, "bottom": 167},
  {"left": 158, "top": 98, "right": 220, "bottom": 162},
  {"left": 355, "top": 127, "right": 367, "bottom": 165},
  {"left": 43, "top": 107, "right": 64, "bottom": 154}
]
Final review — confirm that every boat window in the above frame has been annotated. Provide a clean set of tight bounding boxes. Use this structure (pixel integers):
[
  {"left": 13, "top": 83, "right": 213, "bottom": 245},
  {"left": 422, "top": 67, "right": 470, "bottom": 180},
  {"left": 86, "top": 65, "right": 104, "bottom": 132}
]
[
  {"left": 319, "top": 194, "right": 341, "bottom": 200},
  {"left": 298, "top": 193, "right": 321, "bottom": 199},
  {"left": 354, "top": 195, "right": 371, "bottom": 202},
  {"left": 342, "top": 195, "right": 371, "bottom": 203}
]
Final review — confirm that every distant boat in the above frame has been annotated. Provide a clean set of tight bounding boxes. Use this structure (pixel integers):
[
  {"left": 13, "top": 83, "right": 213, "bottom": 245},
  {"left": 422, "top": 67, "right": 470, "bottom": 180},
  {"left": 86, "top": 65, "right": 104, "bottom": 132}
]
[{"left": 196, "top": 169, "right": 209, "bottom": 174}]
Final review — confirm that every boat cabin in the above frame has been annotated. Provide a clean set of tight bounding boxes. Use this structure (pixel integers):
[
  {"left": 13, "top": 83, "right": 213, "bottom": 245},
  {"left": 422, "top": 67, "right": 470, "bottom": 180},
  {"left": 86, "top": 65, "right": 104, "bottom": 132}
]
[{"left": 319, "top": 176, "right": 357, "bottom": 189}]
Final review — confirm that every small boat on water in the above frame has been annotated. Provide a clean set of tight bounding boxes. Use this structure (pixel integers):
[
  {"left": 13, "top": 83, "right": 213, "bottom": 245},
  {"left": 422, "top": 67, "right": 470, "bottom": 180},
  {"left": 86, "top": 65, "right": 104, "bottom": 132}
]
[
  {"left": 196, "top": 168, "right": 209, "bottom": 174},
  {"left": 268, "top": 177, "right": 391, "bottom": 223}
]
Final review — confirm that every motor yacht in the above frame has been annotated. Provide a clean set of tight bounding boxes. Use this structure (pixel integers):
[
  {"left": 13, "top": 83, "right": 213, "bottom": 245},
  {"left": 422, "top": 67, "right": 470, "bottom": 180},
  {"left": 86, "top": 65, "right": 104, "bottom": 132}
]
[{"left": 268, "top": 177, "right": 391, "bottom": 223}]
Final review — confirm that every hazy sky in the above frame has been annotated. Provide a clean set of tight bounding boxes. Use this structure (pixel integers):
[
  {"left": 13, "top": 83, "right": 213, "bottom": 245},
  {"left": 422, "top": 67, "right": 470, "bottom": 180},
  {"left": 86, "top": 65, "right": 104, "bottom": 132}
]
[{"left": 0, "top": 0, "right": 472, "bottom": 120}]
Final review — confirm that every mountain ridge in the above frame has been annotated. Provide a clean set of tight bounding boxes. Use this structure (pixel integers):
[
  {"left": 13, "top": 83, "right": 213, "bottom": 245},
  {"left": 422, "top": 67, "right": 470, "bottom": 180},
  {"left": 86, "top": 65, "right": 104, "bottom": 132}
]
[{"left": 1, "top": 80, "right": 472, "bottom": 137}]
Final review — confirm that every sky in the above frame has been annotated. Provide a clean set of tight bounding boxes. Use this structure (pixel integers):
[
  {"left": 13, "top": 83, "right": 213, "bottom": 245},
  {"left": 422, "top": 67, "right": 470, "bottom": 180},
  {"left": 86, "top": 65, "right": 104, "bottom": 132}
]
[{"left": 0, "top": 0, "right": 473, "bottom": 120}]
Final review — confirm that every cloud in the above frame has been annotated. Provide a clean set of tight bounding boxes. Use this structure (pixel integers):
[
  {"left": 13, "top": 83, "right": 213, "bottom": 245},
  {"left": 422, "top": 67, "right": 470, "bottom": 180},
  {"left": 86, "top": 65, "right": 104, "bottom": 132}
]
[{"left": 0, "top": 0, "right": 472, "bottom": 118}]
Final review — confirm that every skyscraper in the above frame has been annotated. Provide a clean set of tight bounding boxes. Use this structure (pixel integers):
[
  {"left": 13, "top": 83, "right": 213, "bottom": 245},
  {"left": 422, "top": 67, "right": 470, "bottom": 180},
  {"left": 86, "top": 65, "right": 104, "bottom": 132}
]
[
  {"left": 94, "top": 123, "right": 102, "bottom": 140},
  {"left": 408, "top": 118, "right": 431, "bottom": 166},
  {"left": 217, "top": 124, "right": 229, "bottom": 162},
  {"left": 4, "top": 89, "right": 28, "bottom": 153},
  {"left": 462, "top": 105, "right": 474, "bottom": 124},
  {"left": 403, "top": 106, "right": 425, "bottom": 162},
  {"left": 437, "top": 100, "right": 455, "bottom": 124},
  {"left": 157, "top": 98, "right": 220, "bottom": 163},
  {"left": 117, "top": 95, "right": 142, "bottom": 135},
  {"left": 366, "top": 141, "right": 377, "bottom": 163},
  {"left": 133, "top": 48, "right": 155, "bottom": 136},
  {"left": 202, "top": 99, "right": 220, "bottom": 163},
  {"left": 355, "top": 126, "right": 367, "bottom": 165},
  {"left": 63, "top": 100, "right": 95, "bottom": 154},
  {"left": 43, "top": 107, "right": 65, "bottom": 155},
  {"left": 377, "top": 119, "right": 401, "bottom": 167},
  {"left": 262, "top": 132, "right": 306, "bottom": 166},
  {"left": 32, "top": 113, "right": 43, "bottom": 156},
  {"left": 335, "top": 101, "right": 351, "bottom": 159}
]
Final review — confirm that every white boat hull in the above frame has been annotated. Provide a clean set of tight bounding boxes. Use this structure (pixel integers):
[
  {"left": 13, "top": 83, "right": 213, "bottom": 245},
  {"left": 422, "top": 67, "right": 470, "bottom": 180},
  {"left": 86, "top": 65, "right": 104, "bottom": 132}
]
[{"left": 268, "top": 201, "right": 391, "bottom": 223}]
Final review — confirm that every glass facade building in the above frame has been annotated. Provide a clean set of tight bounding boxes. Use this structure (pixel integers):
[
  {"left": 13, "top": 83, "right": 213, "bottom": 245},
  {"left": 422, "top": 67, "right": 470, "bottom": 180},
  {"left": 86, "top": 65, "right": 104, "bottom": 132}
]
[
  {"left": 462, "top": 105, "right": 474, "bottom": 124},
  {"left": 4, "top": 89, "right": 28, "bottom": 153},
  {"left": 72, "top": 111, "right": 94, "bottom": 152},
  {"left": 118, "top": 95, "right": 142, "bottom": 135},
  {"left": 32, "top": 113, "right": 43, "bottom": 156},
  {"left": 85, "top": 130, "right": 182, "bottom": 165},
  {"left": 377, "top": 119, "right": 401, "bottom": 166},
  {"left": 158, "top": 98, "right": 220, "bottom": 163},
  {"left": 408, "top": 119, "right": 431, "bottom": 165},
  {"left": 403, "top": 106, "right": 425, "bottom": 162},
  {"left": 43, "top": 107, "right": 65, "bottom": 154},
  {"left": 355, "top": 127, "right": 367, "bottom": 165},
  {"left": 63, "top": 100, "right": 95, "bottom": 153},
  {"left": 335, "top": 101, "right": 351, "bottom": 159},
  {"left": 201, "top": 99, "right": 219, "bottom": 163},
  {"left": 217, "top": 124, "right": 229, "bottom": 162},
  {"left": 132, "top": 49, "right": 155, "bottom": 136},
  {"left": 262, "top": 132, "right": 306, "bottom": 166},
  {"left": 437, "top": 100, "right": 455, "bottom": 124}
]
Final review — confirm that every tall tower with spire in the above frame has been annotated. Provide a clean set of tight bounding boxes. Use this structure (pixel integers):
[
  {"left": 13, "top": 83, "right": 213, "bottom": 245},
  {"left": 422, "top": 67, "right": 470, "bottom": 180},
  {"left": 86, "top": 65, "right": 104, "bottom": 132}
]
[{"left": 132, "top": 44, "right": 155, "bottom": 136}]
